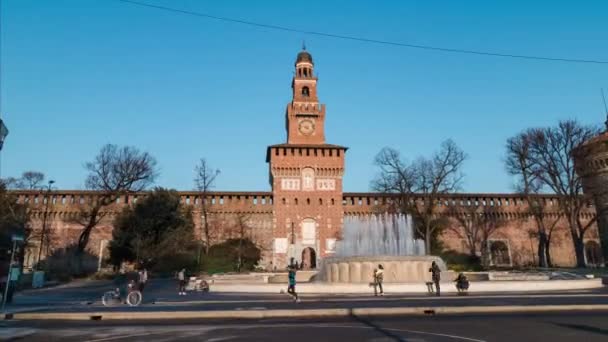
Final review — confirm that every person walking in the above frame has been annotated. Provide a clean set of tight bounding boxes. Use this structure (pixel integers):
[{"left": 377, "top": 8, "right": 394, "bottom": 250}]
[
  {"left": 287, "top": 266, "right": 300, "bottom": 303},
  {"left": 178, "top": 268, "right": 187, "bottom": 296},
  {"left": 429, "top": 261, "right": 441, "bottom": 296},
  {"left": 137, "top": 268, "right": 148, "bottom": 292},
  {"left": 373, "top": 264, "right": 384, "bottom": 296}
]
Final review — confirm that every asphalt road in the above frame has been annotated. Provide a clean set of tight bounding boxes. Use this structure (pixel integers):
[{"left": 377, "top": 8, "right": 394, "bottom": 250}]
[
  {"left": 2, "top": 312, "right": 608, "bottom": 341},
  {"left": 8, "top": 279, "right": 608, "bottom": 313}
]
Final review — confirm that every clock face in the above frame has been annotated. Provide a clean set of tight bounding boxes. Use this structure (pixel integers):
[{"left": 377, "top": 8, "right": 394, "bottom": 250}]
[{"left": 298, "top": 119, "right": 315, "bottom": 135}]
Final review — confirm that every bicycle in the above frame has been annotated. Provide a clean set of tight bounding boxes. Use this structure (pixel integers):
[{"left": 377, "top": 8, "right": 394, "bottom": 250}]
[{"left": 101, "top": 282, "right": 142, "bottom": 307}]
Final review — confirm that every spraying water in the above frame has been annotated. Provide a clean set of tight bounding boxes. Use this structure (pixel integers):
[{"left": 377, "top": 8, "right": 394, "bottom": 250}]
[{"left": 335, "top": 214, "right": 425, "bottom": 257}]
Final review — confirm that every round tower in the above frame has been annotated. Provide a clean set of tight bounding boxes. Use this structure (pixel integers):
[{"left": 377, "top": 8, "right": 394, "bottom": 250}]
[{"left": 573, "top": 126, "right": 608, "bottom": 263}]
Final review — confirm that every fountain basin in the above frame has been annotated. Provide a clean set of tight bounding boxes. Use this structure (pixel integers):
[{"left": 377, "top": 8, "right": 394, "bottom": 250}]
[{"left": 318, "top": 255, "right": 448, "bottom": 283}]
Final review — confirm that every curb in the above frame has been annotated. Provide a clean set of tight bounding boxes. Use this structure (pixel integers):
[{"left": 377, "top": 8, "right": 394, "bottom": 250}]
[
  {"left": 208, "top": 279, "right": 604, "bottom": 294},
  {"left": 7, "top": 304, "right": 608, "bottom": 321}
]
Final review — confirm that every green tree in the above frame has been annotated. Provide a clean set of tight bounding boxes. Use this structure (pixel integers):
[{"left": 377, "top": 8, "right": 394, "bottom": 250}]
[
  {"left": 207, "top": 238, "right": 261, "bottom": 273},
  {"left": 108, "top": 188, "right": 196, "bottom": 272}
]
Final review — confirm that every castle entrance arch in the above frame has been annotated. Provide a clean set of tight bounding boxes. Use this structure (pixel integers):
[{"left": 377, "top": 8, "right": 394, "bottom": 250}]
[
  {"left": 301, "top": 247, "right": 317, "bottom": 269},
  {"left": 300, "top": 218, "right": 317, "bottom": 269}
]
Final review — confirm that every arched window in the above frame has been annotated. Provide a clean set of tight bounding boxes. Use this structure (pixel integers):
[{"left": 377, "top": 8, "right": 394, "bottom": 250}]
[
  {"left": 302, "top": 86, "right": 310, "bottom": 97},
  {"left": 303, "top": 68, "right": 308, "bottom": 77}
]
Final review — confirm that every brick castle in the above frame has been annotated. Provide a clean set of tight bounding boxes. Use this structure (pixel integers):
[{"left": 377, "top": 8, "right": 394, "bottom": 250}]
[{"left": 13, "top": 49, "right": 603, "bottom": 270}]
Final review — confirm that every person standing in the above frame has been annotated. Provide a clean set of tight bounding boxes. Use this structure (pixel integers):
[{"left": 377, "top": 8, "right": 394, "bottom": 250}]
[
  {"left": 429, "top": 261, "right": 441, "bottom": 296},
  {"left": 178, "top": 268, "right": 187, "bottom": 296},
  {"left": 138, "top": 268, "right": 148, "bottom": 292},
  {"left": 373, "top": 264, "right": 384, "bottom": 296},
  {"left": 287, "top": 266, "right": 300, "bottom": 303}
]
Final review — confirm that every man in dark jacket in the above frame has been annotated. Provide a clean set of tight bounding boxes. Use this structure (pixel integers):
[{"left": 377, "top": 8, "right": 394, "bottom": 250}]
[{"left": 429, "top": 261, "right": 441, "bottom": 296}]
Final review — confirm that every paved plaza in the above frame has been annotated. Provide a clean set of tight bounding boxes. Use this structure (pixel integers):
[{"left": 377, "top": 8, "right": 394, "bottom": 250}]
[{"left": 3, "top": 278, "right": 608, "bottom": 315}]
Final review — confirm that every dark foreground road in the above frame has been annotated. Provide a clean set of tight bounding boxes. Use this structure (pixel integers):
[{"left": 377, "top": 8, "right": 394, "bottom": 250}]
[{"left": 2, "top": 312, "right": 608, "bottom": 342}]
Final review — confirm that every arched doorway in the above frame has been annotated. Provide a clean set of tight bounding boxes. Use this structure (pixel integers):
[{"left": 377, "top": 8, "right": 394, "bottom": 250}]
[
  {"left": 585, "top": 241, "right": 603, "bottom": 267},
  {"left": 489, "top": 240, "right": 511, "bottom": 266},
  {"left": 301, "top": 247, "right": 317, "bottom": 269}
]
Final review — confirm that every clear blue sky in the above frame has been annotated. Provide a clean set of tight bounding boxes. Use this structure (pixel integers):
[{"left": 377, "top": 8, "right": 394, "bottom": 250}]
[{"left": 2, "top": 0, "right": 607, "bottom": 192}]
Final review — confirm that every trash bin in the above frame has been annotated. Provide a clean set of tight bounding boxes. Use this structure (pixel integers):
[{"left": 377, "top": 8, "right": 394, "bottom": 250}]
[{"left": 32, "top": 271, "right": 45, "bottom": 288}]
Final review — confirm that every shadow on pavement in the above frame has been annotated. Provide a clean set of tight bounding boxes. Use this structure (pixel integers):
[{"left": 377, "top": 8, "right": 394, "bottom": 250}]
[
  {"left": 550, "top": 322, "right": 608, "bottom": 336},
  {"left": 349, "top": 310, "right": 406, "bottom": 341}
]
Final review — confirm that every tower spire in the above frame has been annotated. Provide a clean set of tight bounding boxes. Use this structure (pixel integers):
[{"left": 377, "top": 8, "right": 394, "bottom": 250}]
[{"left": 302, "top": 40, "right": 306, "bottom": 51}]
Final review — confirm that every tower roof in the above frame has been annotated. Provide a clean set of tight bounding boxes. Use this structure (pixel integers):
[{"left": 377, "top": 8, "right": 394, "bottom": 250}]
[{"left": 296, "top": 49, "right": 313, "bottom": 65}]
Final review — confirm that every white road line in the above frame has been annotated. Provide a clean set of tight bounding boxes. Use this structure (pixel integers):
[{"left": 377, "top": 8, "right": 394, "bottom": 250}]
[
  {"left": 84, "top": 331, "right": 172, "bottom": 342},
  {"left": 320, "top": 324, "right": 487, "bottom": 342},
  {"left": 85, "top": 322, "right": 487, "bottom": 342}
]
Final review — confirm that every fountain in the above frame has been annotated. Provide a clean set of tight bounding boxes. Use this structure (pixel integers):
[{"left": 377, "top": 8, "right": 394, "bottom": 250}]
[{"left": 319, "top": 214, "right": 447, "bottom": 283}]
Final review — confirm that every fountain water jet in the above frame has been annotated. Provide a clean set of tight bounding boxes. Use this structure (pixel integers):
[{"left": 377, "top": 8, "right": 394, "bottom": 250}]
[{"left": 318, "top": 214, "right": 447, "bottom": 283}]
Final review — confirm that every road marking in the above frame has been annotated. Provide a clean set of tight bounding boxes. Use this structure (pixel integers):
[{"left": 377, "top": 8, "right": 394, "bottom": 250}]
[
  {"left": 324, "top": 324, "right": 487, "bottom": 342},
  {"left": 84, "top": 331, "right": 172, "bottom": 342},
  {"left": 76, "top": 322, "right": 486, "bottom": 342}
]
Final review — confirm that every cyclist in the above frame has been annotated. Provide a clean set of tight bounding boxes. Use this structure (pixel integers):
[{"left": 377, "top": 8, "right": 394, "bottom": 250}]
[{"left": 113, "top": 269, "right": 128, "bottom": 302}]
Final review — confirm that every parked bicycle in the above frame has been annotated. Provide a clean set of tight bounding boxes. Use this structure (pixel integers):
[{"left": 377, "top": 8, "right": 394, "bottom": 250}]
[{"left": 102, "top": 281, "right": 142, "bottom": 307}]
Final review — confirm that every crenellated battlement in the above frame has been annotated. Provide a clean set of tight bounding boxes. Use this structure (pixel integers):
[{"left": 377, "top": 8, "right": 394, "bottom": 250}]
[
  {"left": 14, "top": 190, "right": 596, "bottom": 219},
  {"left": 342, "top": 192, "right": 596, "bottom": 218}
]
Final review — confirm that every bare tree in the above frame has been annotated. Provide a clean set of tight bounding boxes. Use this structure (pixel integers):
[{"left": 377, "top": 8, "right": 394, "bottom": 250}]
[
  {"left": 372, "top": 139, "right": 467, "bottom": 252},
  {"left": 194, "top": 158, "right": 220, "bottom": 255},
  {"left": 74, "top": 144, "right": 157, "bottom": 254},
  {"left": 3, "top": 171, "right": 45, "bottom": 189},
  {"left": 524, "top": 120, "right": 599, "bottom": 267},
  {"left": 446, "top": 204, "right": 508, "bottom": 267},
  {"left": 233, "top": 213, "right": 251, "bottom": 272},
  {"left": 21, "top": 171, "right": 45, "bottom": 190},
  {"left": 506, "top": 132, "right": 562, "bottom": 267},
  {"left": 2, "top": 177, "right": 23, "bottom": 189}
]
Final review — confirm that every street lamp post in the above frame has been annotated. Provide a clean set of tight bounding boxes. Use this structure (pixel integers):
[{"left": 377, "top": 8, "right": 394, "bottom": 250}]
[
  {"left": 197, "top": 214, "right": 205, "bottom": 268},
  {"left": 2, "top": 235, "right": 23, "bottom": 312},
  {"left": 289, "top": 222, "right": 296, "bottom": 267},
  {"left": 36, "top": 180, "right": 55, "bottom": 269}
]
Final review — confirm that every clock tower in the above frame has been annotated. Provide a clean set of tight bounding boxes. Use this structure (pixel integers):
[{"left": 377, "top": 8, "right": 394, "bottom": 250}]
[
  {"left": 267, "top": 48, "right": 347, "bottom": 269},
  {"left": 286, "top": 47, "right": 326, "bottom": 144}
]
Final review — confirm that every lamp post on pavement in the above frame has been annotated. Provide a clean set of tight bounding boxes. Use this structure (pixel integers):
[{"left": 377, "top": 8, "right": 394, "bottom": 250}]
[
  {"left": 2, "top": 234, "right": 23, "bottom": 312},
  {"left": 36, "top": 180, "right": 55, "bottom": 269}
]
